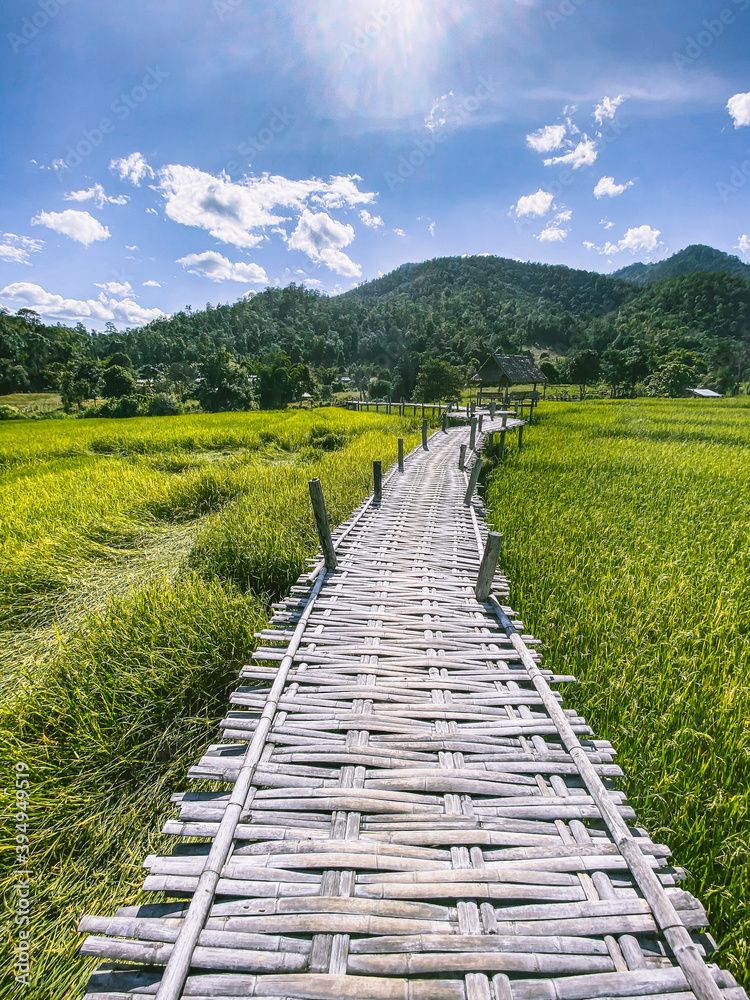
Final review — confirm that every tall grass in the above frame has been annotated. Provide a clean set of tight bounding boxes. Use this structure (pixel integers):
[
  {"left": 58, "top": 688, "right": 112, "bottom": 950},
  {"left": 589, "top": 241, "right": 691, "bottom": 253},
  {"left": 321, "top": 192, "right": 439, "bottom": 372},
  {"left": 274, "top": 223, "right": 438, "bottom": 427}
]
[
  {"left": 485, "top": 397, "right": 750, "bottom": 981},
  {"left": 0, "top": 408, "right": 420, "bottom": 999}
]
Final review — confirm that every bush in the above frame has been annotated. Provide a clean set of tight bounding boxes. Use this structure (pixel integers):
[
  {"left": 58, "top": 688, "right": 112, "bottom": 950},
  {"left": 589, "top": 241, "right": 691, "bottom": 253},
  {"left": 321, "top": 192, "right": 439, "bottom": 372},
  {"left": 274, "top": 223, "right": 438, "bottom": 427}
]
[
  {"left": 0, "top": 403, "right": 23, "bottom": 420},
  {"left": 148, "top": 393, "right": 183, "bottom": 417},
  {"left": 82, "top": 396, "right": 142, "bottom": 419}
]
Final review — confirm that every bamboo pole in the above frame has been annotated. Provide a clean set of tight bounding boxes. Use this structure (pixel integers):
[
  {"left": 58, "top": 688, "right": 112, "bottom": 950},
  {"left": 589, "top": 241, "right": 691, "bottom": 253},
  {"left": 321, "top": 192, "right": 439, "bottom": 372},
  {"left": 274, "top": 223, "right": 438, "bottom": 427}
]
[
  {"left": 373, "top": 461, "right": 382, "bottom": 503},
  {"left": 464, "top": 457, "right": 483, "bottom": 506},
  {"left": 398, "top": 438, "right": 404, "bottom": 473},
  {"left": 308, "top": 479, "right": 337, "bottom": 571},
  {"left": 459, "top": 444, "right": 467, "bottom": 471},
  {"left": 469, "top": 417, "right": 477, "bottom": 452},
  {"left": 488, "top": 600, "right": 724, "bottom": 1000},
  {"left": 422, "top": 419, "right": 429, "bottom": 451},
  {"left": 153, "top": 560, "right": 331, "bottom": 1000},
  {"left": 475, "top": 532, "right": 503, "bottom": 602}
]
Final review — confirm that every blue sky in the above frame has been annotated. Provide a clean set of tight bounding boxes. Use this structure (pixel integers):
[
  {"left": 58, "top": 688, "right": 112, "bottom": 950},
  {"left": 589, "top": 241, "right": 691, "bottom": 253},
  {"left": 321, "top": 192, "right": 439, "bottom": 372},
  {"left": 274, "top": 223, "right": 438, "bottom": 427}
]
[{"left": 1, "top": 0, "right": 749, "bottom": 329}]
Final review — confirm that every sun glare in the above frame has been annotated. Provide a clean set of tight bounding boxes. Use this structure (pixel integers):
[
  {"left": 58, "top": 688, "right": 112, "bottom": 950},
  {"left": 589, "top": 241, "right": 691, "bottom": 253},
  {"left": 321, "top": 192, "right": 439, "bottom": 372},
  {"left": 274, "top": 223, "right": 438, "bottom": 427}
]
[{"left": 294, "top": 0, "right": 478, "bottom": 122}]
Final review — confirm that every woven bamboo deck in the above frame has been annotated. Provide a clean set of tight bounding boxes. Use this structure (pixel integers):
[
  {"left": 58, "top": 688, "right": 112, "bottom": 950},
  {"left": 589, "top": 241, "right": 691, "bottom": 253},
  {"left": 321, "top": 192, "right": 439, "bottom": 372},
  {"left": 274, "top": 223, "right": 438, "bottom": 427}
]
[{"left": 78, "top": 414, "right": 746, "bottom": 1000}]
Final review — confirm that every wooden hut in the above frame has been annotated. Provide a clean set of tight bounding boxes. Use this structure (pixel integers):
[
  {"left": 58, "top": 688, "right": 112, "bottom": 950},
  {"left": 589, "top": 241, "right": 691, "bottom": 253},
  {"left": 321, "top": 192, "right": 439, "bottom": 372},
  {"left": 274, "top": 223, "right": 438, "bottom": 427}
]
[{"left": 471, "top": 353, "right": 547, "bottom": 405}]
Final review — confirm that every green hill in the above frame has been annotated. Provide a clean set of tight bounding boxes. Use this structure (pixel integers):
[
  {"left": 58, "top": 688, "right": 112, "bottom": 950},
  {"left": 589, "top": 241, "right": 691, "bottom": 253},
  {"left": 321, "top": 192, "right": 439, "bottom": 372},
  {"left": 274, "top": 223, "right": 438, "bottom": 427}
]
[
  {"left": 613, "top": 244, "right": 750, "bottom": 286},
  {"left": 2, "top": 248, "right": 750, "bottom": 402}
]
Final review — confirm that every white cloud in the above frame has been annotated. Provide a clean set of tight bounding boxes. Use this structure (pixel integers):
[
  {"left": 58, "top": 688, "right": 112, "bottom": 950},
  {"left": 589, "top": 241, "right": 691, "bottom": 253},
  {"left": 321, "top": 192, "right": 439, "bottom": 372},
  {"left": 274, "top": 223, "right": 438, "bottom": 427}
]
[
  {"left": 428, "top": 221, "right": 436, "bottom": 236},
  {"left": 64, "top": 184, "right": 129, "bottom": 209},
  {"left": 360, "top": 210, "right": 384, "bottom": 229},
  {"left": 536, "top": 224, "right": 568, "bottom": 242},
  {"left": 594, "top": 95, "right": 627, "bottom": 125},
  {"left": 526, "top": 124, "right": 566, "bottom": 153},
  {"left": 0, "top": 233, "right": 45, "bottom": 265},
  {"left": 31, "top": 210, "right": 110, "bottom": 246},
  {"left": 146, "top": 208, "right": 159, "bottom": 215},
  {"left": 727, "top": 92, "right": 750, "bottom": 128},
  {"left": 110, "top": 152, "right": 154, "bottom": 185},
  {"left": 599, "top": 218, "right": 616, "bottom": 230},
  {"left": 594, "top": 175, "right": 635, "bottom": 199},
  {"left": 125, "top": 245, "right": 138, "bottom": 251},
  {"left": 393, "top": 228, "right": 406, "bottom": 237},
  {"left": 736, "top": 235, "right": 750, "bottom": 256},
  {"left": 425, "top": 91, "right": 454, "bottom": 131},
  {"left": 556, "top": 209, "right": 572, "bottom": 222},
  {"left": 156, "top": 164, "right": 375, "bottom": 250},
  {"left": 287, "top": 209, "right": 361, "bottom": 277},
  {"left": 587, "top": 224, "right": 662, "bottom": 257},
  {"left": 618, "top": 224, "right": 661, "bottom": 254},
  {"left": 143, "top": 279, "right": 162, "bottom": 287},
  {"left": 94, "top": 280, "right": 134, "bottom": 296},
  {"left": 177, "top": 250, "right": 268, "bottom": 284},
  {"left": 544, "top": 138, "right": 598, "bottom": 169},
  {"left": 514, "top": 189, "right": 555, "bottom": 217},
  {"left": 0, "top": 281, "right": 165, "bottom": 325}
]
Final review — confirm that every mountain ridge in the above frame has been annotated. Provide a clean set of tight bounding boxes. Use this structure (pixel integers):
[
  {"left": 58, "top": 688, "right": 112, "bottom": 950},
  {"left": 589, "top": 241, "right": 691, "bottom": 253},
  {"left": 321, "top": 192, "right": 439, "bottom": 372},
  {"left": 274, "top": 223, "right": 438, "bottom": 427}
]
[{"left": 612, "top": 244, "right": 750, "bottom": 285}]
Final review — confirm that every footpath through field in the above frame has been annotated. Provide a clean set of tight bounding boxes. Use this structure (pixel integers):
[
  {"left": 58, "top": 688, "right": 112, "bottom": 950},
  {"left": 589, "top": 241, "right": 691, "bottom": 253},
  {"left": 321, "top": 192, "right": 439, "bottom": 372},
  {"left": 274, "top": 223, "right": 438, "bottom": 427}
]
[{"left": 78, "top": 414, "right": 746, "bottom": 1000}]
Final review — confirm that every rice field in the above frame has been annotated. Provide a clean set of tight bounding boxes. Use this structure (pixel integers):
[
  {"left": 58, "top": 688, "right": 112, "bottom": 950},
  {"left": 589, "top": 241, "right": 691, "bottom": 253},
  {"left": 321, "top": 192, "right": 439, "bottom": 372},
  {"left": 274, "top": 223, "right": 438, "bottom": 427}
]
[
  {"left": 0, "top": 407, "right": 422, "bottom": 1000},
  {"left": 3, "top": 399, "right": 748, "bottom": 995},
  {"left": 485, "top": 397, "right": 750, "bottom": 982}
]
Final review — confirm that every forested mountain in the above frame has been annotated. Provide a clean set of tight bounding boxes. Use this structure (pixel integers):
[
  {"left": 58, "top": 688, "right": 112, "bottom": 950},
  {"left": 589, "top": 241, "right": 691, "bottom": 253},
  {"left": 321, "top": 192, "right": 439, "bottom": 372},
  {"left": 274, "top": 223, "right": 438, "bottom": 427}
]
[
  {"left": 614, "top": 244, "right": 750, "bottom": 286},
  {"left": 2, "top": 249, "right": 750, "bottom": 406}
]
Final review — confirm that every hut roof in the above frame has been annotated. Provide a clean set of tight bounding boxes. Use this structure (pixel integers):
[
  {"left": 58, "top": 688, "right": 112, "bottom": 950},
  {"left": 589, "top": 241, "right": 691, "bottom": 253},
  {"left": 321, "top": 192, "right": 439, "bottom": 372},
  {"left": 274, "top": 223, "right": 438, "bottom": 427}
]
[{"left": 472, "top": 354, "right": 547, "bottom": 386}]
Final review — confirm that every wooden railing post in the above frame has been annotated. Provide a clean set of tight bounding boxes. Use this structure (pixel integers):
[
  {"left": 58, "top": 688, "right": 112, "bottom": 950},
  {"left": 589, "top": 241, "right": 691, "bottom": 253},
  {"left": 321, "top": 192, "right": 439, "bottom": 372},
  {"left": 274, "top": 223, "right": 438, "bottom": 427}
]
[
  {"left": 476, "top": 531, "right": 503, "bottom": 601},
  {"left": 478, "top": 414, "right": 483, "bottom": 433},
  {"left": 422, "top": 418, "right": 428, "bottom": 451},
  {"left": 469, "top": 417, "right": 477, "bottom": 451},
  {"left": 464, "top": 457, "right": 483, "bottom": 506},
  {"left": 373, "top": 461, "right": 382, "bottom": 503},
  {"left": 459, "top": 444, "right": 467, "bottom": 471},
  {"left": 308, "top": 478, "right": 337, "bottom": 571},
  {"left": 489, "top": 400, "right": 496, "bottom": 420},
  {"left": 398, "top": 437, "right": 404, "bottom": 472},
  {"left": 441, "top": 408, "right": 448, "bottom": 433},
  {"left": 518, "top": 424, "right": 524, "bottom": 451},
  {"left": 499, "top": 429, "right": 506, "bottom": 460}
]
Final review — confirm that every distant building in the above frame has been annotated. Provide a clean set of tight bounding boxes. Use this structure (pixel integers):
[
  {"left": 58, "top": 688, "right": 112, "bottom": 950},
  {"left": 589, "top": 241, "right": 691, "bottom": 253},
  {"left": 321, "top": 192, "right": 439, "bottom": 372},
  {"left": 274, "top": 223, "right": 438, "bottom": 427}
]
[
  {"left": 471, "top": 353, "right": 547, "bottom": 404},
  {"left": 686, "top": 388, "right": 722, "bottom": 398}
]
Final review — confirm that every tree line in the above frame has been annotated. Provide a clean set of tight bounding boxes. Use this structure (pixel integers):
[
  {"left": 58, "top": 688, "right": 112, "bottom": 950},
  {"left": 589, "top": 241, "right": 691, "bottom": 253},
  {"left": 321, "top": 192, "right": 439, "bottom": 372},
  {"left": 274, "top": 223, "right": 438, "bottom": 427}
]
[{"left": 2, "top": 255, "right": 749, "bottom": 415}]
